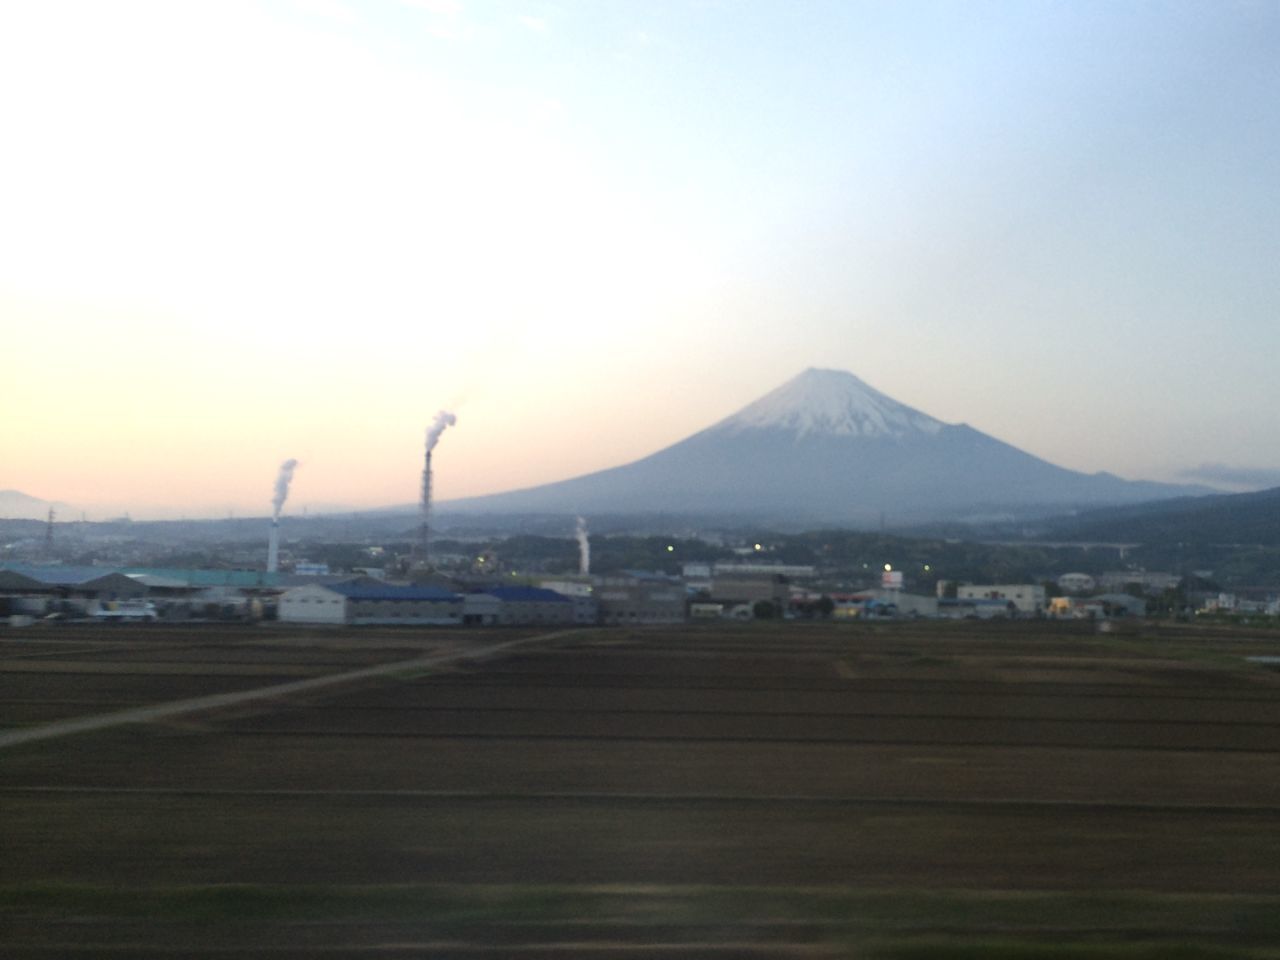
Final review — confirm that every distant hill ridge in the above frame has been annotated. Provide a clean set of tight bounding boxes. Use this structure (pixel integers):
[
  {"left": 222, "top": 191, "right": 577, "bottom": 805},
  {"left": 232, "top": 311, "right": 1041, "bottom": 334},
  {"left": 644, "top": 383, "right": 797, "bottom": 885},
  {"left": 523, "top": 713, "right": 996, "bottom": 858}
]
[
  {"left": 0, "top": 490, "right": 70, "bottom": 521},
  {"left": 1040, "top": 485, "right": 1280, "bottom": 545},
  {"left": 442, "top": 368, "right": 1210, "bottom": 526}
]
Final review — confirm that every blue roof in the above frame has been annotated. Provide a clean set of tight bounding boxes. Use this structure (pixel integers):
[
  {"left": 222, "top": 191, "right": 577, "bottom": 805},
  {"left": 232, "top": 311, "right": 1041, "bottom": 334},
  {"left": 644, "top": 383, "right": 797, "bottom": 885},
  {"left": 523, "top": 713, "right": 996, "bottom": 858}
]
[
  {"left": 329, "top": 583, "right": 460, "bottom": 602},
  {"left": 478, "top": 586, "right": 572, "bottom": 603},
  {"left": 620, "top": 570, "right": 681, "bottom": 583}
]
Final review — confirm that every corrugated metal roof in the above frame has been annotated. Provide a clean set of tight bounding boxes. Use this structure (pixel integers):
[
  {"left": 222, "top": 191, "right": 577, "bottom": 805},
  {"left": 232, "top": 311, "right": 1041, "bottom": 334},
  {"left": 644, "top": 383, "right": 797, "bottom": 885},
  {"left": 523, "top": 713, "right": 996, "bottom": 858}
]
[
  {"left": 330, "top": 583, "right": 460, "bottom": 602},
  {"left": 478, "top": 586, "right": 572, "bottom": 603},
  {"left": 1, "top": 564, "right": 132, "bottom": 586},
  {"left": 123, "top": 567, "right": 279, "bottom": 588},
  {"left": 126, "top": 573, "right": 191, "bottom": 589}
]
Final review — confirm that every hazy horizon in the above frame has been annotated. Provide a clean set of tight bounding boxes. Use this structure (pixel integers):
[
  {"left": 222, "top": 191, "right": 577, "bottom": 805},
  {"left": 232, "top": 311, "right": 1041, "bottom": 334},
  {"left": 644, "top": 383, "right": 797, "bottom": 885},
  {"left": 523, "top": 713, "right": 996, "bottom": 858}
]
[{"left": 4, "top": 1, "right": 1279, "bottom": 519}]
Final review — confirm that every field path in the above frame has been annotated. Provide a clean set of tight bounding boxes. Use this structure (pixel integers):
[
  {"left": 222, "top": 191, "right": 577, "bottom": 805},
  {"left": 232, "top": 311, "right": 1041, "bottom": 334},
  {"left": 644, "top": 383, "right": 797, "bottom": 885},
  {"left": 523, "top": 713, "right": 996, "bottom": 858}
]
[{"left": 0, "top": 629, "right": 578, "bottom": 750}]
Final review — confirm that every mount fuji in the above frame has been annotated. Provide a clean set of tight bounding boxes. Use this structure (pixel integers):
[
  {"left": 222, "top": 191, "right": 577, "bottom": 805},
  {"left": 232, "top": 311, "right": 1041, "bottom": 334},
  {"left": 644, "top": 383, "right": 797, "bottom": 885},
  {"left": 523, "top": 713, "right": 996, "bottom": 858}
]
[{"left": 442, "top": 369, "right": 1209, "bottom": 526}]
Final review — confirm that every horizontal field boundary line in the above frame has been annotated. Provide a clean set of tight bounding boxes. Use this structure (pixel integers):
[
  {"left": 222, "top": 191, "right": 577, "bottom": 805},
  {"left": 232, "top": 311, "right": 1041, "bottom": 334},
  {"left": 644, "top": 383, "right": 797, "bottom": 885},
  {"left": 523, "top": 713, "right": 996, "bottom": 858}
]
[
  {"left": 9, "top": 670, "right": 1275, "bottom": 702},
  {"left": 0, "top": 698, "right": 153, "bottom": 706},
  {"left": 206, "top": 729, "right": 1280, "bottom": 754},
  {"left": 4, "top": 784, "right": 1280, "bottom": 815},
  {"left": 254, "top": 704, "right": 1280, "bottom": 728},
  {"left": 0, "top": 660, "right": 387, "bottom": 672},
  {"left": 0, "top": 664, "right": 333, "bottom": 678},
  {"left": 0, "top": 630, "right": 583, "bottom": 751},
  {"left": 0, "top": 942, "right": 816, "bottom": 958},
  {"left": 417, "top": 676, "right": 1279, "bottom": 700}
]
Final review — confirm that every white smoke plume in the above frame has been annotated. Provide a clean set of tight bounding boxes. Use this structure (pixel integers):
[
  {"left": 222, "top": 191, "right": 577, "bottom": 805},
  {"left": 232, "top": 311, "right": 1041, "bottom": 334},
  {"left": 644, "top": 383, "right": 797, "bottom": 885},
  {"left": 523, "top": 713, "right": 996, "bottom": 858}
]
[
  {"left": 576, "top": 516, "right": 590, "bottom": 576},
  {"left": 272, "top": 458, "right": 299, "bottom": 519},
  {"left": 426, "top": 410, "right": 457, "bottom": 452}
]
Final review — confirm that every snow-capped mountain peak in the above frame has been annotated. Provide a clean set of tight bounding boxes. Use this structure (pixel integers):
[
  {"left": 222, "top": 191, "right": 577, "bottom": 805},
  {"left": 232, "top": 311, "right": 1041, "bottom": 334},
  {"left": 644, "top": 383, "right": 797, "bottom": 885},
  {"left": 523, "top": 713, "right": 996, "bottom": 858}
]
[{"left": 713, "top": 368, "right": 945, "bottom": 439}]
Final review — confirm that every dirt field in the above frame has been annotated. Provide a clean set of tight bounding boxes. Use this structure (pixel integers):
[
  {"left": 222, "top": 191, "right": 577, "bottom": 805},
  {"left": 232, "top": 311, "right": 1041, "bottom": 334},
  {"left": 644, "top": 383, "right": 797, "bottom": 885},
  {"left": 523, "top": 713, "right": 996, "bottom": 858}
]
[{"left": 3, "top": 619, "right": 1280, "bottom": 957}]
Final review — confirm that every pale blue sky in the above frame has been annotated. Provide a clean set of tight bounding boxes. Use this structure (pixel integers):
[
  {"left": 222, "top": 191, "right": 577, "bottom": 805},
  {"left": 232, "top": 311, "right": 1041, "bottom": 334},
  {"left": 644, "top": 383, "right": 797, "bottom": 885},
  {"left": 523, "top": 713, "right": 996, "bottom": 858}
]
[{"left": 3, "top": 0, "right": 1278, "bottom": 516}]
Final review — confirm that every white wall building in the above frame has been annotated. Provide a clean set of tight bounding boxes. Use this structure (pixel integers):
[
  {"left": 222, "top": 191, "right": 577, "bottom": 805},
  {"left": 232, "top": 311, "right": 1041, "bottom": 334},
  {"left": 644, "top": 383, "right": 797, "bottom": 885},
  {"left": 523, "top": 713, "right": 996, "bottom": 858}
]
[
  {"left": 279, "top": 582, "right": 462, "bottom": 625},
  {"left": 956, "top": 584, "right": 1046, "bottom": 616},
  {"left": 278, "top": 583, "right": 347, "bottom": 624}
]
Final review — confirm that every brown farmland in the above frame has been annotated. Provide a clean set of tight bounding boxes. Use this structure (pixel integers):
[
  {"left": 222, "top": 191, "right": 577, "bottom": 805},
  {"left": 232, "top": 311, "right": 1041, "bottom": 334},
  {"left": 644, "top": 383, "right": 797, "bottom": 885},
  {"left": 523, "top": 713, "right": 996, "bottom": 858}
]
[{"left": 3, "top": 620, "right": 1280, "bottom": 958}]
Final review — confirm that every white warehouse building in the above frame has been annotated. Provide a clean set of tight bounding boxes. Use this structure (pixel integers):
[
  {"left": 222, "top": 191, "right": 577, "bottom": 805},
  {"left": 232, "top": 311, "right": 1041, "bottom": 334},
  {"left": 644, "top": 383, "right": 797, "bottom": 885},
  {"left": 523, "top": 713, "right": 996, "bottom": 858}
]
[{"left": 278, "top": 582, "right": 462, "bottom": 625}]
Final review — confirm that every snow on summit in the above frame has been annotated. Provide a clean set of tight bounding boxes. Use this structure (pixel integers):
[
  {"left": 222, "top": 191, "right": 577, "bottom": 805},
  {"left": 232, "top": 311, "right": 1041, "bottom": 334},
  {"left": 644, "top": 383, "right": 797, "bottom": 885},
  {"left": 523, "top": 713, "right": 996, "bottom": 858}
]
[{"left": 715, "top": 368, "right": 945, "bottom": 439}]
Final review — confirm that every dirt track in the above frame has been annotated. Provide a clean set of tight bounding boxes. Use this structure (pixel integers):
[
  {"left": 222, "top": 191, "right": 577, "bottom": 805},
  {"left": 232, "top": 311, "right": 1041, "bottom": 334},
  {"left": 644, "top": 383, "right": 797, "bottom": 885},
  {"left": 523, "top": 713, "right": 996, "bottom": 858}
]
[{"left": 4, "top": 620, "right": 1280, "bottom": 956}]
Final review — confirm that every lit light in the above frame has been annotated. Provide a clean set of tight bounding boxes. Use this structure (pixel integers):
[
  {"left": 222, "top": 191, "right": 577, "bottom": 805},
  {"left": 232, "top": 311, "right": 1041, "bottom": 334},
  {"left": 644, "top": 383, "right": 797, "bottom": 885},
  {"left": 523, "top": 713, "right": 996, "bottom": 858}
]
[
  {"left": 924, "top": 565, "right": 931, "bottom": 572},
  {"left": 666, "top": 545, "right": 675, "bottom": 552},
  {"left": 477, "top": 557, "right": 485, "bottom": 564},
  {"left": 754, "top": 543, "right": 762, "bottom": 551},
  {"left": 884, "top": 563, "right": 892, "bottom": 572}
]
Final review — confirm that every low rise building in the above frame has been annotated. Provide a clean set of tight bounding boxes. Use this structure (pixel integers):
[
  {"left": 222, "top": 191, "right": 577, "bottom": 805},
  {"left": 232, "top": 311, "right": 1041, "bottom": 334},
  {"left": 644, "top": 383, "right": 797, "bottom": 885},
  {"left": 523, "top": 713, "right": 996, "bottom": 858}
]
[
  {"left": 938, "top": 597, "right": 1014, "bottom": 619},
  {"left": 713, "top": 562, "right": 816, "bottom": 578},
  {"left": 709, "top": 574, "right": 789, "bottom": 608},
  {"left": 1050, "top": 594, "right": 1147, "bottom": 618},
  {"left": 956, "top": 584, "right": 1046, "bottom": 616},
  {"left": 474, "top": 586, "right": 577, "bottom": 626},
  {"left": 0, "top": 564, "right": 148, "bottom": 617},
  {"left": 279, "top": 582, "right": 462, "bottom": 625},
  {"left": 1057, "top": 573, "right": 1097, "bottom": 594},
  {"left": 866, "top": 588, "right": 938, "bottom": 618},
  {"left": 1099, "top": 571, "right": 1182, "bottom": 594},
  {"left": 595, "top": 575, "right": 687, "bottom": 624}
]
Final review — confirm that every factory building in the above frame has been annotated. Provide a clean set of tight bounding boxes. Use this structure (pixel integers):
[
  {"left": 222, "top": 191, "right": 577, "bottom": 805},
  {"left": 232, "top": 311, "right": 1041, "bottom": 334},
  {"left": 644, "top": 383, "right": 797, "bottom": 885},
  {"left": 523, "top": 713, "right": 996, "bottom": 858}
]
[
  {"left": 534, "top": 579, "right": 598, "bottom": 623},
  {"left": 708, "top": 573, "right": 789, "bottom": 609},
  {"left": 0, "top": 565, "right": 148, "bottom": 618},
  {"left": 278, "top": 582, "right": 462, "bottom": 625},
  {"left": 955, "top": 584, "right": 1046, "bottom": 616},
  {"left": 595, "top": 575, "right": 687, "bottom": 624},
  {"left": 469, "top": 586, "right": 578, "bottom": 626}
]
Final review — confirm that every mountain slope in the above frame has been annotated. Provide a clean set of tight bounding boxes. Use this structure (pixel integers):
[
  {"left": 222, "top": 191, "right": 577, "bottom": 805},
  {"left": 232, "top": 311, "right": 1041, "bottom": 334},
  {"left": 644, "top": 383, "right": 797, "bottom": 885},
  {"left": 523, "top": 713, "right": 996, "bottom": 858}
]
[
  {"left": 0, "top": 490, "right": 70, "bottom": 521},
  {"left": 1039, "top": 486, "right": 1280, "bottom": 545},
  {"left": 441, "top": 369, "right": 1210, "bottom": 525}
]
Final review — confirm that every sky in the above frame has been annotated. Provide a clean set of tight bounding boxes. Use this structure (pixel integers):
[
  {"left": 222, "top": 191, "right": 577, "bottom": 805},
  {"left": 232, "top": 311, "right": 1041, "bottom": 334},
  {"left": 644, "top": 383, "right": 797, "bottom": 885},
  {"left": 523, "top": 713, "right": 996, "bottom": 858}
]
[{"left": 3, "top": 0, "right": 1279, "bottom": 519}]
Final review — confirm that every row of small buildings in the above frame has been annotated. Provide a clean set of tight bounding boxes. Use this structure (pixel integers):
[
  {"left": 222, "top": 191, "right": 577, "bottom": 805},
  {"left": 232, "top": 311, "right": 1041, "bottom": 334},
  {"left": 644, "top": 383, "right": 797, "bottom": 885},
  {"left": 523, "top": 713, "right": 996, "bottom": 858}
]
[
  {"left": 273, "top": 575, "right": 691, "bottom": 626},
  {"left": 7, "top": 562, "right": 1242, "bottom": 627},
  {"left": 278, "top": 582, "right": 595, "bottom": 626},
  {"left": 0, "top": 564, "right": 688, "bottom": 627}
]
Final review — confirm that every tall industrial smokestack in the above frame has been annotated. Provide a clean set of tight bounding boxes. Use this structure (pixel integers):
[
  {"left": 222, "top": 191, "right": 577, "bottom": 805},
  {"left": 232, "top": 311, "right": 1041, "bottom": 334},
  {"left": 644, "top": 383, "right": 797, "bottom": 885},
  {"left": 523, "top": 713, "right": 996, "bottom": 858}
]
[
  {"left": 418, "top": 412, "right": 456, "bottom": 567},
  {"left": 267, "top": 458, "right": 299, "bottom": 574},
  {"left": 576, "top": 516, "right": 590, "bottom": 576},
  {"left": 267, "top": 523, "right": 280, "bottom": 575}
]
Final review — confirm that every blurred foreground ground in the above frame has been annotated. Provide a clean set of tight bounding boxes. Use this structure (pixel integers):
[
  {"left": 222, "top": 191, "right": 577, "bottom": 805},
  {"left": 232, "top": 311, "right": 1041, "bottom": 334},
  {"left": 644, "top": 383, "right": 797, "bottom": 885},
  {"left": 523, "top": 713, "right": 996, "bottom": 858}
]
[{"left": 3, "top": 620, "right": 1280, "bottom": 958}]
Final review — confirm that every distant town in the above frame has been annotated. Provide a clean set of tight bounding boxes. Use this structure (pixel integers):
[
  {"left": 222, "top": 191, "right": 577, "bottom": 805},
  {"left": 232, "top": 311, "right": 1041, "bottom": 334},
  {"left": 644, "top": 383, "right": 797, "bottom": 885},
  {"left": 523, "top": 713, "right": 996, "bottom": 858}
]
[{"left": 3, "top": 509, "right": 1276, "bottom": 628}]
